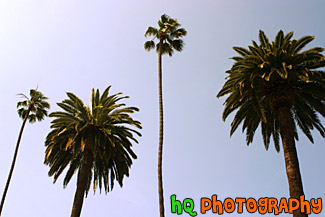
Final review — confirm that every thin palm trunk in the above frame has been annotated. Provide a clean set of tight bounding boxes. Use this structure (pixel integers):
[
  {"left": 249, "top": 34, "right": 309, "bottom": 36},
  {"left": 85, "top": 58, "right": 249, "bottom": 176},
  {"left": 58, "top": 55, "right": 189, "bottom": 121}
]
[
  {"left": 157, "top": 39, "right": 165, "bottom": 217},
  {"left": 278, "top": 106, "right": 307, "bottom": 217},
  {"left": 70, "top": 144, "right": 93, "bottom": 217},
  {"left": 0, "top": 107, "right": 31, "bottom": 216}
]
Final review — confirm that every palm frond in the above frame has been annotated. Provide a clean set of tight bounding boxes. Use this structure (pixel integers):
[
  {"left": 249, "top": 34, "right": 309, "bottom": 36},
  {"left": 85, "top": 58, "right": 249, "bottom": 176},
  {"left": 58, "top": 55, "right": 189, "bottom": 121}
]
[{"left": 144, "top": 40, "right": 156, "bottom": 51}]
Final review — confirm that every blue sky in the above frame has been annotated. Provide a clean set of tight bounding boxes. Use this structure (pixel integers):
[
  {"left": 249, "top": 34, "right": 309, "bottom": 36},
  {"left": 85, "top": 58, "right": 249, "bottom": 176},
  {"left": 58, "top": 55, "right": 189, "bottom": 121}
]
[{"left": 0, "top": 0, "right": 324, "bottom": 216}]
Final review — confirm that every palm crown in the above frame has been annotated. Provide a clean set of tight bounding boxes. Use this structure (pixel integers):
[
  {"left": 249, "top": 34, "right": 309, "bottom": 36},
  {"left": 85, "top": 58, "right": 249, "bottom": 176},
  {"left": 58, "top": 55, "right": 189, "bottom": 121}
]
[
  {"left": 217, "top": 30, "right": 325, "bottom": 151},
  {"left": 144, "top": 14, "right": 187, "bottom": 56},
  {"left": 17, "top": 89, "right": 50, "bottom": 122},
  {"left": 44, "top": 86, "right": 142, "bottom": 194}
]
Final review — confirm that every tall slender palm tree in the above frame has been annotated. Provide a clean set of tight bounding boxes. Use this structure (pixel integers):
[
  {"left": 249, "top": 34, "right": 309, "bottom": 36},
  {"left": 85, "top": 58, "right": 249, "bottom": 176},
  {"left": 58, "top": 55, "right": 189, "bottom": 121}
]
[
  {"left": 144, "top": 14, "right": 187, "bottom": 217},
  {"left": 217, "top": 30, "right": 325, "bottom": 217},
  {"left": 0, "top": 89, "right": 50, "bottom": 216},
  {"left": 44, "top": 86, "right": 141, "bottom": 217}
]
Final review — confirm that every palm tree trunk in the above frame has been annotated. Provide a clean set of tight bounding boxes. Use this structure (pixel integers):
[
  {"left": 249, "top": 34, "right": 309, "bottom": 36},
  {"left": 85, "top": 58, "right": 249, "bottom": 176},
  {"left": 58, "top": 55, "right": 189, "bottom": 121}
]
[
  {"left": 70, "top": 143, "right": 93, "bottom": 217},
  {"left": 0, "top": 107, "right": 31, "bottom": 216},
  {"left": 277, "top": 106, "right": 307, "bottom": 217},
  {"left": 158, "top": 40, "right": 165, "bottom": 217}
]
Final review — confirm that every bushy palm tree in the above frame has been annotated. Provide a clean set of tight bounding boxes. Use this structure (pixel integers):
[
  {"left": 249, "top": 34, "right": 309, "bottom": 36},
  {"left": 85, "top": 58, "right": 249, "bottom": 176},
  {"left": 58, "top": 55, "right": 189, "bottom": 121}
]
[
  {"left": 217, "top": 30, "right": 325, "bottom": 217},
  {"left": 44, "top": 86, "right": 141, "bottom": 217},
  {"left": 144, "top": 14, "right": 187, "bottom": 217},
  {"left": 0, "top": 89, "right": 50, "bottom": 215}
]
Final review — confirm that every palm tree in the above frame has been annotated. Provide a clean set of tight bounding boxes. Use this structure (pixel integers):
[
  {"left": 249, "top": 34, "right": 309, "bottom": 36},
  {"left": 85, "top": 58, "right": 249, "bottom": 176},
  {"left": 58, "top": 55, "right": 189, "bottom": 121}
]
[
  {"left": 0, "top": 89, "right": 50, "bottom": 216},
  {"left": 144, "top": 14, "right": 187, "bottom": 217},
  {"left": 217, "top": 30, "right": 325, "bottom": 217},
  {"left": 44, "top": 86, "right": 141, "bottom": 217}
]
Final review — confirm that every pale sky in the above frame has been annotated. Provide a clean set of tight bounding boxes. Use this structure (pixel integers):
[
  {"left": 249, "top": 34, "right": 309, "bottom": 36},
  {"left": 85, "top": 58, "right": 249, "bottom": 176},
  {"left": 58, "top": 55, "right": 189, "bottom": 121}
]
[{"left": 0, "top": 0, "right": 324, "bottom": 216}]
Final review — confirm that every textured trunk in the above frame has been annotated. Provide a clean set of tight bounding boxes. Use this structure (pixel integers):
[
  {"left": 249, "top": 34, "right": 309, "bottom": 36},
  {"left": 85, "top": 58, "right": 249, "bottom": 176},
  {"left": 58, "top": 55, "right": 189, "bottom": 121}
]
[
  {"left": 70, "top": 143, "right": 93, "bottom": 217},
  {"left": 277, "top": 106, "right": 307, "bottom": 217},
  {"left": 158, "top": 39, "right": 165, "bottom": 217},
  {"left": 0, "top": 107, "right": 31, "bottom": 216}
]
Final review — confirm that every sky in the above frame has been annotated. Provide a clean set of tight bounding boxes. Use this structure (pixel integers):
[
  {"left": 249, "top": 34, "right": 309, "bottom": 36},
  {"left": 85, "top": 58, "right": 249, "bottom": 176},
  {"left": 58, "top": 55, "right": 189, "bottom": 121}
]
[{"left": 0, "top": 0, "right": 324, "bottom": 216}]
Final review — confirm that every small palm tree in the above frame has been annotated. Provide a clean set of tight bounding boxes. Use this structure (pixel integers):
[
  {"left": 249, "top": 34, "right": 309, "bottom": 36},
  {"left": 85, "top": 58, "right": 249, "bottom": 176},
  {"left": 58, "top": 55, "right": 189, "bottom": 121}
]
[
  {"left": 44, "top": 86, "right": 141, "bottom": 217},
  {"left": 0, "top": 89, "right": 50, "bottom": 215},
  {"left": 144, "top": 14, "right": 187, "bottom": 217},
  {"left": 217, "top": 30, "right": 325, "bottom": 217}
]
